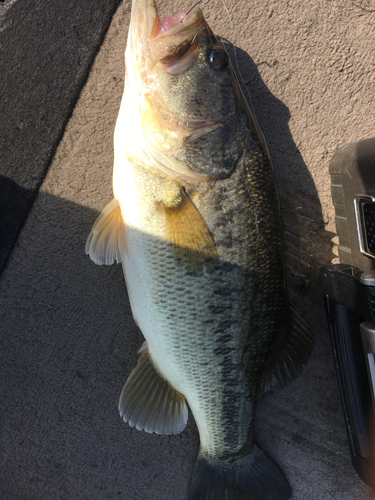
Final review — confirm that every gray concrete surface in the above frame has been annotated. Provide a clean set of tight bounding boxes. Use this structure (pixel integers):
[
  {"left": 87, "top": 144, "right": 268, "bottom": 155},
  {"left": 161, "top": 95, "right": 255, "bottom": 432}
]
[
  {"left": 0, "top": 0, "right": 121, "bottom": 274},
  {"left": 1, "top": 0, "right": 375, "bottom": 498}
]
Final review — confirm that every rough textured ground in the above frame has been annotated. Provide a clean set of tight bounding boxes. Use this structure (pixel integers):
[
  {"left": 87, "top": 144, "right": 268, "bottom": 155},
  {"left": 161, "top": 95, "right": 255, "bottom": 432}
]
[{"left": 1, "top": 0, "right": 375, "bottom": 499}]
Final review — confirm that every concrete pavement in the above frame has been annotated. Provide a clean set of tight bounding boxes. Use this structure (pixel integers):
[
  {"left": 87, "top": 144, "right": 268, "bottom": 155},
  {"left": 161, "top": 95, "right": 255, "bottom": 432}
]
[{"left": 1, "top": 0, "right": 375, "bottom": 498}]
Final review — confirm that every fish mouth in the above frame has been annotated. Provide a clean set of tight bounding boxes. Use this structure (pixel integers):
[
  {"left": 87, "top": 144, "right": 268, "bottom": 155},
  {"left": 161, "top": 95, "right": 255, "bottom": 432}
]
[
  {"left": 129, "top": 0, "right": 205, "bottom": 69},
  {"left": 152, "top": 6, "right": 204, "bottom": 39}
]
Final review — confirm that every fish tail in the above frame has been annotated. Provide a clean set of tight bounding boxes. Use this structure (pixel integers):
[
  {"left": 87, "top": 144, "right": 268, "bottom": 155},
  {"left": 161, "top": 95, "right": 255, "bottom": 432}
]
[{"left": 188, "top": 445, "right": 291, "bottom": 500}]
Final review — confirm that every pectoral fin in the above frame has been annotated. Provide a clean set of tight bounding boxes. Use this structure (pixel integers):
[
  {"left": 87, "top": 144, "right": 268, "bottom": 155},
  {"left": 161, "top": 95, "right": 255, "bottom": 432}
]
[
  {"left": 85, "top": 198, "right": 126, "bottom": 265},
  {"left": 119, "top": 343, "right": 188, "bottom": 435},
  {"left": 160, "top": 190, "right": 219, "bottom": 275}
]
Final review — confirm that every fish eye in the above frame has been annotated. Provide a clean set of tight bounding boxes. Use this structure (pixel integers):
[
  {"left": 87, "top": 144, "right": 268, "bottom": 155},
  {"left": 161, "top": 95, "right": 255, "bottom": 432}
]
[{"left": 208, "top": 47, "right": 228, "bottom": 70}]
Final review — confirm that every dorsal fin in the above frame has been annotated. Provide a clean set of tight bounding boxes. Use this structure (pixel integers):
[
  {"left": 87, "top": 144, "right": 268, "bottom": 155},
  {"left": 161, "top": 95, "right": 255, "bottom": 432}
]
[
  {"left": 85, "top": 198, "right": 126, "bottom": 265},
  {"left": 259, "top": 297, "right": 313, "bottom": 394},
  {"left": 160, "top": 189, "right": 219, "bottom": 276},
  {"left": 282, "top": 208, "right": 314, "bottom": 285},
  {"left": 257, "top": 209, "right": 314, "bottom": 393},
  {"left": 119, "top": 343, "right": 188, "bottom": 435}
]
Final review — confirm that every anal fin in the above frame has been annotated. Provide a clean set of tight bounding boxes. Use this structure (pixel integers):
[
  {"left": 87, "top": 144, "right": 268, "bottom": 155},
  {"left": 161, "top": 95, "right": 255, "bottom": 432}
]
[
  {"left": 160, "top": 189, "right": 219, "bottom": 276},
  {"left": 85, "top": 198, "right": 126, "bottom": 265},
  {"left": 119, "top": 343, "right": 188, "bottom": 435}
]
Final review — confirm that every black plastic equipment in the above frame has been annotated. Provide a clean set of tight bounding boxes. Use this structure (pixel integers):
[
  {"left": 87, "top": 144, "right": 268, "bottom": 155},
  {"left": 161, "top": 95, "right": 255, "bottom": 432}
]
[
  {"left": 329, "top": 137, "right": 375, "bottom": 271},
  {"left": 321, "top": 264, "right": 375, "bottom": 489},
  {"left": 322, "top": 137, "right": 375, "bottom": 489}
]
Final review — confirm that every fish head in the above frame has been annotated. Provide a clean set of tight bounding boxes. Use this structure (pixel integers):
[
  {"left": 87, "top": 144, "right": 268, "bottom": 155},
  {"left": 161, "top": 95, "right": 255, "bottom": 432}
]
[{"left": 119, "top": 0, "right": 247, "bottom": 182}]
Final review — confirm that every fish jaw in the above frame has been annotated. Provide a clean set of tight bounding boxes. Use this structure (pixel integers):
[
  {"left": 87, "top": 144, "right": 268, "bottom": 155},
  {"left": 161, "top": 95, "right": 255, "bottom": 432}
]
[
  {"left": 115, "top": 0, "right": 161, "bottom": 172},
  {"left": 126, "top": 0, "right": 159, "bottom": 89}
]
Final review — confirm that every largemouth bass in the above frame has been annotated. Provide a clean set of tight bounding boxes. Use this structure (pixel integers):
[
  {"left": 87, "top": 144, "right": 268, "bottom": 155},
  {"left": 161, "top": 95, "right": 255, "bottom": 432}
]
[{"left": 86, "top": 0, "right": 312, "bottom": 498}]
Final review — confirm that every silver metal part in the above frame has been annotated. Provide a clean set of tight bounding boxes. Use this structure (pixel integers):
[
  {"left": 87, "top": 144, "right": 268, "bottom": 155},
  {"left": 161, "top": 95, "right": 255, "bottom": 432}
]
[
  {"left": 354, "top": 194, "right": 375, "bottom": 259},
  {"left": 360, "top": 321, "right": 375, "bottom": 416},
  {"left": 360, "top": 270, "right": 375, "bottom": 286}
]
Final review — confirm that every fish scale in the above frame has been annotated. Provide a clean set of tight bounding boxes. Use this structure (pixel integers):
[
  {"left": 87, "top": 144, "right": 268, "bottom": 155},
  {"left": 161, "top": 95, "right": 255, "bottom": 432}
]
[
  {"left": 119, "top": 136, "right": 284, "bottom": 460},
  {"left": 86, "top": 0, "right": 313, "bottom": 498}
]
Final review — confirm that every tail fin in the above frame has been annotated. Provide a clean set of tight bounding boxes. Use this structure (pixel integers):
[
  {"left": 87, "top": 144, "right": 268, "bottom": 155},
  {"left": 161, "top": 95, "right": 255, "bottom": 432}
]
[{"left": 188, "top": 445, "right": 291, "bottom": 500}]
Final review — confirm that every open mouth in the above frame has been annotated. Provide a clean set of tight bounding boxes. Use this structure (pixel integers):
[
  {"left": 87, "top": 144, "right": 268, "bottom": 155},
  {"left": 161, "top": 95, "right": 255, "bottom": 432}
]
[
  {"left": 158, "top": 12, "right": 190, "bottom": 33},
  {"left": 153, "top": 0, "right": 209, "bottom": 37},
  {"left": 151, "top": 7, "right": 204, "bottom": 39},
  {"left": 128, "top": 0, "right": 208, "bottom": 68},
  {"left": 148, "top": 7, "right": 205, "bottom": 65}
]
